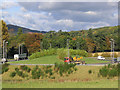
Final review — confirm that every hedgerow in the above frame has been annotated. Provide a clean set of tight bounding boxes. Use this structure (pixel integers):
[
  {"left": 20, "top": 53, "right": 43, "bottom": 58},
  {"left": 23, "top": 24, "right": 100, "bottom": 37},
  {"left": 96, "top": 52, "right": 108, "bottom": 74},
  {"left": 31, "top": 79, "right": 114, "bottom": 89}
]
[
  {"left": 29, "top": 48, "right": 88, "bottom": 60},
  {"left": 98, "top": 63, "right": 120, "bottom": 78}
]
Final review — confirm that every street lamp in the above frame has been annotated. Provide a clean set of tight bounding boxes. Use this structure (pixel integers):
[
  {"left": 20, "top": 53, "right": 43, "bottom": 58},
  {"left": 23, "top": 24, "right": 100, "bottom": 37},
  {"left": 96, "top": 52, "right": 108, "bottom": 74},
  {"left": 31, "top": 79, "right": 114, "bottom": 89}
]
[
  {"left": 109, "top": 41, "right": 112, "bottom": 60},
  {"left": 110, "top": 39, "right": 114, "bottom": 63},
  {"left": 2, "top": 40, "right": 8, "bottom": 63},
  {"left": 67, "top": 39, "right": 69, "bottom": 58},
  {"left": 3, "top": 40, "right": 5, "bottom": 59},
  {"left": 77, "top": 42, "right": 79, "bottom": 50},
  {"left": 5, "top": 41, "right": 8, "bottom": 60}
]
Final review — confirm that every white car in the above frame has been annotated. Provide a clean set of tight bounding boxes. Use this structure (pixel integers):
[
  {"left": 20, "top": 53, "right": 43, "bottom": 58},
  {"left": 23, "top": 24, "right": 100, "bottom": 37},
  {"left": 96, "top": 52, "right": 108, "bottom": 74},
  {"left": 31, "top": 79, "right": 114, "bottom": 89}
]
[
  {"left": 97, "top": 56, "right": 105, "bottom": 60},
  {"left": 14, "top": 54, "right": 19, "bottom": 61}
]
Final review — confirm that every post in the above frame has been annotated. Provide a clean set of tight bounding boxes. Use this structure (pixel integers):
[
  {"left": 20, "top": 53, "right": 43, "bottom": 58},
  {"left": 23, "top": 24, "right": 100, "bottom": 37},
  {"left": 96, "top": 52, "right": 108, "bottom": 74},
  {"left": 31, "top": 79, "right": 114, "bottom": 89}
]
[
  {"left": 3, "top": 40, "right": 5, "bottom": 59},
  {"left": 77, "top": 42, "right": 79, "bottom": 50},
  {"left": 110, "top": 41, "right": 112, "bottom": 60},
  {"left": 50, "top": 43, "right": 51, "bottom": 49},
  {"left": 67, "top": 39, "right": 69, "bottom": 58},
  {"left": 41, "top": 41, "right": 43, "bottom": 50},
  {"left": 21, "top": 44, "right": 22, "bottom": 54},
  {"left": 110, "top": 39, "right": 114, "bottom": 63},
  {"left": 19, "top": 44, "right": 20, "bottom": 55},
  {"left": 5, "top": 42, "right": 8, "bottom": 60},
  {"left": 113, "top": 40, "right": 114, "bottom": 63}
]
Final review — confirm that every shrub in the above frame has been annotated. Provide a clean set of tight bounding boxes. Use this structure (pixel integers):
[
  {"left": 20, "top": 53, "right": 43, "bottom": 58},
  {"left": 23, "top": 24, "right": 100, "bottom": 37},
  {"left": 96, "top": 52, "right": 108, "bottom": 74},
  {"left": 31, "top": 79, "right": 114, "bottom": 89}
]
[
  {"left": 29, "top": 49, "right": 57, "bottom": 60},
  {"left": 20, "top": 65, "right": 28, "bottom": 71},
  {"left": 93, "top": 53, "right": 99, "bottom": 57},
  {"left": 99, "top": 64, "right": 120, "bottom": 78},
  {"left": 57, "top": 48, "right": 67, "bottom": 60},
  {"left": 74, "top": 67, "right": 78, "bottom": 71},
  {"left": 99, "top": 67, "right": 109, "bottom": 77},
  {"left": 2, "top": 63, "right": 9, "bottom": 74},
  {"left": 88, "top": 53, "right": 93, "bottom": 57},
  {"left": 10, "top": 72, "right": 16, "bottom": 77},
  {"left": 107, "top": 64, "right": 111, "bottom": 68},
  {"left": 101, "top": 53, "right": 111, "bottom": 57},
  {"left": 4, "top": 67, "right": 9, "bottom": 72},
  {"left": 88, "top": 70, "right": 92, "bottom": 74},
  {"left": 117, "top": 63, "right": 120, "bottom": 74},
  {"left": 17, "top": 71, "right": 23, "bottom": 76},
  {"left": 15, "top": 67, "right": 19, "bottom": 72},
  {"left": 57, "top": 48, "right": 88, "bottom": 60},
  {"left": 50, "top": 77, "right": 55, "bottom": 79},
  {"left": 108, "top": 69, "right": 118, "bottom": 77},
  {"left": 27, "top": 68, "right": 31, "bottom": 73},
  {"left": 114, "top": 53, "right": 118, "bottom": 58}
]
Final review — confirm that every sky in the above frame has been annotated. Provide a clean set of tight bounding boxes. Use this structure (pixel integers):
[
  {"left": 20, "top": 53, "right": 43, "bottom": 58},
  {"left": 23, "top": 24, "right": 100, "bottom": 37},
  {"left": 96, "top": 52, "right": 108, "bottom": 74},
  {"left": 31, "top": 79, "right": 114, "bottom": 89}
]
[{"left": 0, "top": 0, "right": 118, "bottom": 32}]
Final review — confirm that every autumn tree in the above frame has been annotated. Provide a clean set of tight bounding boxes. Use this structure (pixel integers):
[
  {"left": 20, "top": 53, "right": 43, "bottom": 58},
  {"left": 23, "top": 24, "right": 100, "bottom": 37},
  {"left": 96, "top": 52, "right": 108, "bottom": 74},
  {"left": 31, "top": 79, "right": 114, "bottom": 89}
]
[
  {"left": 1, "top": 20, "right": 9, "bottom": 44},
  {"left": 25, "top": 33, "right": 43, "bottom": 54}
]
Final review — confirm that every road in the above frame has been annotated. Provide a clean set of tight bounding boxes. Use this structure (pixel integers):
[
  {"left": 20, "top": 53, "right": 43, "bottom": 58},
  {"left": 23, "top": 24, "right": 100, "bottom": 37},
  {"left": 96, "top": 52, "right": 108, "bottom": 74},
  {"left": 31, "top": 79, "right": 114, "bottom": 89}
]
[
  {"left": 0, "top": 62, "right": 114, "bottom": 66},
  {"left": 0, "top": 59, "right": 113, "bottom": 66}
]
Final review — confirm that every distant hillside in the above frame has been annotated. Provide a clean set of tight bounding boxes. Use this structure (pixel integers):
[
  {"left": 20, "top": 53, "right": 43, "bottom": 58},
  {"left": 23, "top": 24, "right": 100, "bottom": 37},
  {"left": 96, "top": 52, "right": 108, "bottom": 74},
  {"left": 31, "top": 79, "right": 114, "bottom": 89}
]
[{"left": 7, "top": 24, "right": 47, "bottom": 34}]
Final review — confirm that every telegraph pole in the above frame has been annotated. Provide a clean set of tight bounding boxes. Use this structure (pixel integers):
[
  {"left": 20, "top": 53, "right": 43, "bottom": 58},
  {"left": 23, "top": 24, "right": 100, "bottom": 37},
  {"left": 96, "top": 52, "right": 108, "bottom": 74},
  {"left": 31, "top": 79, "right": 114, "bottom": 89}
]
[
  {"left": 5, "top": 41, "right": 8, "bottom": 59},
  {"left": 110, "top": 39, "right": 114, "bottom": 63},
  {"left": 110, "top": 41, "right": 112, "bottom": 60},
  {"left": 67, "top": 39, "right": 69, "bottom": 58},
  {"left": 19, "top": 44, "right": 21, "bottom": 55},
  {"left": 50, "top": 43, "right": 51, "bottom": 49},
  {"left": 77, "top": 42, "right": 79, "bottom": 50},
  {"left": 3, "top": 40, "right": 5, "bottom": 59}
]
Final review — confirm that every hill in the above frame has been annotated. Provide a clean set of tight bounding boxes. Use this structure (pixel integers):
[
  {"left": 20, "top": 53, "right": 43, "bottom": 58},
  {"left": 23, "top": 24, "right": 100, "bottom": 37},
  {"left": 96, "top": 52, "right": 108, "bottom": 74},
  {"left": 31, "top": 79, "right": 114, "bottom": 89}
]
[{"left": 7, "top": 24, "right": 47, "bottom": 34}]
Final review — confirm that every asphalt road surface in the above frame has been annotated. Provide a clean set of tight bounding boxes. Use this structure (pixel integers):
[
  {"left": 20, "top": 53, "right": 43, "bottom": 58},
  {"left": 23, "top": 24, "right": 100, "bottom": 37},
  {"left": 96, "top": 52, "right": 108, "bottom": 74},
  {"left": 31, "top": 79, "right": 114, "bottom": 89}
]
[{"left": 0, "top": 59, "right": 113, "bottom": 66}]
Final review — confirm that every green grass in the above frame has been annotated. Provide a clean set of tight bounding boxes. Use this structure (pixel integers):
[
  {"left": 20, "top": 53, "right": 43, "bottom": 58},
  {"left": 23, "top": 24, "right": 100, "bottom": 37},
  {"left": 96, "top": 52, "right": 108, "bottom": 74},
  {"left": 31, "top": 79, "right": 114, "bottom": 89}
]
[
  {"left": 2, "top": 79, "right": 118, "bottom": 88},
  {"left": 8, "top": 55, "right": 110, "bottom": 64},
  {"left": 2, "top": 65, "right": 118, "bottom": 88},
  {"left": 8, "top": 55, "right": 62, "bottom": 64},
  {"left": 81, "top": 57, "right": 110, "bottom": 64}
]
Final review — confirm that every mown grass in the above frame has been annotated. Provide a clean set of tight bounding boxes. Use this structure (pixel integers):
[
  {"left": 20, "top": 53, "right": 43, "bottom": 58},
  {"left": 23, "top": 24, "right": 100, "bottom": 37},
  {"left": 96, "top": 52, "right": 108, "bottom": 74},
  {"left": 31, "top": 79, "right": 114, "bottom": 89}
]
[
  {"left": 2, "top": 79, "right": 118, "bottom": 88},
  {"left": 8, "top": 55, "right": 110, "bottom": 64},
  {"left": 2, "top": 65, "right": 118, "bottom": 88},
  {"left": 8, "top": 55, "right": 62, "bottom": 64}
]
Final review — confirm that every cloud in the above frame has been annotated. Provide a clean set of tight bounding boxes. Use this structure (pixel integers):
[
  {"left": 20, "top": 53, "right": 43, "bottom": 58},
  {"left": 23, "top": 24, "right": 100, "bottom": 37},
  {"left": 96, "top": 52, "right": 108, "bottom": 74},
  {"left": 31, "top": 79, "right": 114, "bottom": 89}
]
[
  {"left": 0, "top": 1, "right": 19, "bottom": 9},
  {"left": 2, "top": 2, "right": 118, "bottom": 31}
]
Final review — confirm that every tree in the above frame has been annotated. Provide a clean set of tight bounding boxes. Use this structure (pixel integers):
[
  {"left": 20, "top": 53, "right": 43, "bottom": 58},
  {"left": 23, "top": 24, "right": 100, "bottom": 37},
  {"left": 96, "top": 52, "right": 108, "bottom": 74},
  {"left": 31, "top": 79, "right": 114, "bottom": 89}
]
[
  {"left": 88, "top": 28, "right": 93, "bottom": 39},
  {"left": 17, "top": 28, "right": 23, "bottom": 36},
  {"left": 1, "top": 20, "right": 9, "bottom": 43},
  {"left": 25, "top": 33, "right": 43, "bottom": 54}
]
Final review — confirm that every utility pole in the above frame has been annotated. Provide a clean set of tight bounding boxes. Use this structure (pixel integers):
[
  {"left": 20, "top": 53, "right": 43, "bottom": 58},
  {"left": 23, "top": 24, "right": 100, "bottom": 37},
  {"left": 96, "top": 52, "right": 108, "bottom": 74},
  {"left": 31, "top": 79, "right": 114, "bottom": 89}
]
[
  {"left": 110, "top": 41, "right": 112, "bottom": 60},
  {"left": 113, "top": 39, "right": 114, "bottom": 63},
  {"left": 19, "top": 44, "right": 21, "bottom": 55},
  {"left": 40, "top": 41, "right": 43, "bottom": 50},
  {"left": 67, "top": 39, "right": 69, "bottom": 58},
  {"left": 110, "top": 39, "right": 114, "bottom": 63},
  {"left": 3, "top": 40, "right": 5, "bottom": 59},
  {"left": 77, "top": 42, "right": 79, "bottom": 50},
  {"left": 21, "top": 44, "right": 23, "bottom": 54},
  {"left": 50, "top": 43, "right": 51, "bottom": 49},
  {"left": 5, "top": 41, "right": 8, "bottom": 59}
]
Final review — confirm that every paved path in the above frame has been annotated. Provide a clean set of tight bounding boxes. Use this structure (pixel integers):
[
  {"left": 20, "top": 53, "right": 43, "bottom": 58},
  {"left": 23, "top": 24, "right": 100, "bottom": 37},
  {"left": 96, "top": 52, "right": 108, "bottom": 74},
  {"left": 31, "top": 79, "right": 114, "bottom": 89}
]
[
  {"left": 8, "top": 63, "right": 111, "bottom": 66},
  {"left": 0, "top": 58, "right": 112, "bottom": 66}
]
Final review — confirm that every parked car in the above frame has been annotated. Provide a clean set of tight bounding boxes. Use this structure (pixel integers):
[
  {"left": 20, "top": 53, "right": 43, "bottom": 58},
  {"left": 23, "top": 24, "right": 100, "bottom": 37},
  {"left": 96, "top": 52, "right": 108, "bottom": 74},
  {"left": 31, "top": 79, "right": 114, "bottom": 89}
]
[
  {"left": 114, "top": 57, "right": 120, "bottom": 63},
  {"left": 14, "top": 53, "right": 27, "bottom": 60},
  {"left": 97, "top": 56, "right": 105, "bottom": 60}
]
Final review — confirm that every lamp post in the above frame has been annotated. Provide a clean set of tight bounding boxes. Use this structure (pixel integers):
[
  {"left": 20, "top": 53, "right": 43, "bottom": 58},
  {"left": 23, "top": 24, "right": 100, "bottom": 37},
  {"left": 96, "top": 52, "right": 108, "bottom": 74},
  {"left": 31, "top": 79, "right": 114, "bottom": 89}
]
[
  {"left": 110, "top": 39, "right": 114, "bottom": 63},
  {"left": 109, "top": 41, "right": 112, "bottom": 60},
  {"left": 77, "top": 42, "right": 79, "bottom": 50},
  {"left": 67, "top": 39, "right": 69, "bottom": 58},
  {"left": 19, "top": 44, "right": 21, "bottom": 55},
  {"left": 2, "top": 40, "right": 8, "bottom": 63},
  {"left": 3, "top": 40, "right": 5, "bottom": 59},
  {"left": 5, "top": 41, "right": 8, "bottom": 60}
]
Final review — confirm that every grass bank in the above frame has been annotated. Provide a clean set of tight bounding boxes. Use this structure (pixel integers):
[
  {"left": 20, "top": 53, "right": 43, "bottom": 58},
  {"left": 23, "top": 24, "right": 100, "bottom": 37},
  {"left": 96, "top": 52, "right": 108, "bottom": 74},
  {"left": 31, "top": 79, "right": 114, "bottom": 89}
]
[{"left": 8, "top": 55, "right": 110, "bottom": 64}]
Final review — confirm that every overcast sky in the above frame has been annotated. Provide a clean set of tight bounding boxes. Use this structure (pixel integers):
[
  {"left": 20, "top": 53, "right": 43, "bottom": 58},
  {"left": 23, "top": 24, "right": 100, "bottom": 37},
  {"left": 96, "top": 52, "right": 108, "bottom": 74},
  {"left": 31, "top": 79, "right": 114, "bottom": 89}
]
[{"left": 0, "top": 1, "right": 118, "bottom": 31}]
